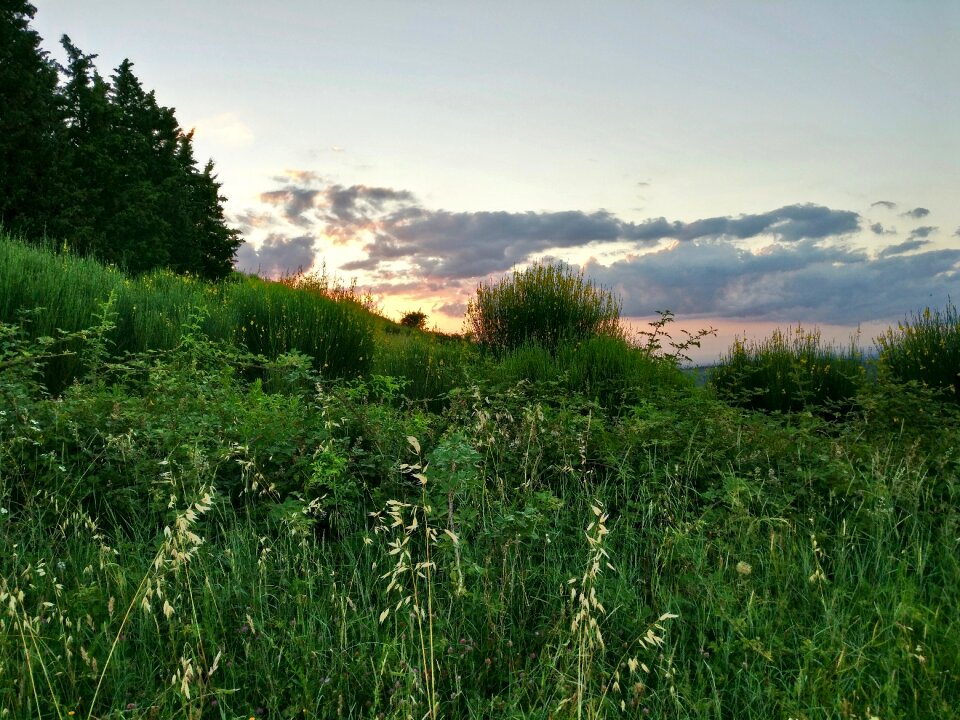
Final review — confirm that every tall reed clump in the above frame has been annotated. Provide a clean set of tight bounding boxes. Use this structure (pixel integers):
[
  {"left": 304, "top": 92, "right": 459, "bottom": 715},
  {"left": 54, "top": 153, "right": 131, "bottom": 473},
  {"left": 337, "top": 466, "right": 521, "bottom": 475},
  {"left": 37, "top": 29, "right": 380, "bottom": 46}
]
[
  {"left": 467, "top": 262, "right": 623, "bottom": 356},
  {"left": 876, "top": 303, "right": 960, "bottom": 402},
  {"left": 223, "top": 276, "right": 375, "bottom": 377},
  {"left": 710, "top": 325, "right": 865, "bottom": 414}
]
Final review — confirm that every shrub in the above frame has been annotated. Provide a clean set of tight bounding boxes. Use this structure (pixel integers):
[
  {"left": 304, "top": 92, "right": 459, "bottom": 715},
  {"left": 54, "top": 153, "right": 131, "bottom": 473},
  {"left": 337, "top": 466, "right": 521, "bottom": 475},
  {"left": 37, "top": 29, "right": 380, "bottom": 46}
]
[
  {"left": 400, "top": 310, "right": 428, "bottom": 330},
  {"left": 710, "top": 325, "right": 865, "bottom": 414},
  {"left": 466, "top": 261, "right": 622, "bottom": 355},
  {"left": 876, "top": 303, "right": 960, "bottom": 402}
]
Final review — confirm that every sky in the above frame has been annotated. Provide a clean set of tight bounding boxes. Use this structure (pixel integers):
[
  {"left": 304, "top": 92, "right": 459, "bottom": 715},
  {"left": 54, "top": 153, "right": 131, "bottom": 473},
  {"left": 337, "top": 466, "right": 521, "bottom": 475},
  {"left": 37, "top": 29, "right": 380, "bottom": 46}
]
[{"left": 30, "top": 1, "right": 960, "bottom": 362}]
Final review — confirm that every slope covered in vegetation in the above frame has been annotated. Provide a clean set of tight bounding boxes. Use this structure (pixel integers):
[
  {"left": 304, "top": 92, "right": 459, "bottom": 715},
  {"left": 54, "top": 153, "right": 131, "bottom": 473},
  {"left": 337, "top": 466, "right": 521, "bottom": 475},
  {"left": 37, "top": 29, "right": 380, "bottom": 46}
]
[{"left": 1, "top": 236, "right": 958, "bottom": 719}]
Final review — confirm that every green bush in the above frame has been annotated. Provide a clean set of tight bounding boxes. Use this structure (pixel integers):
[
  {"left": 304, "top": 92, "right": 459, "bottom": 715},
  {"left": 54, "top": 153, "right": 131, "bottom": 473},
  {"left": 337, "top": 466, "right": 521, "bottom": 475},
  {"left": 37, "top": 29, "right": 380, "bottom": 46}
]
[
  {"left": 466, "top": 261, "right": 622, "bottom": 355},
  {"left": 876, "top": 303, "right": 960, "bottom": 402},
  {"left": 710, "top": 325, "right": 865, "bottom": 414}
]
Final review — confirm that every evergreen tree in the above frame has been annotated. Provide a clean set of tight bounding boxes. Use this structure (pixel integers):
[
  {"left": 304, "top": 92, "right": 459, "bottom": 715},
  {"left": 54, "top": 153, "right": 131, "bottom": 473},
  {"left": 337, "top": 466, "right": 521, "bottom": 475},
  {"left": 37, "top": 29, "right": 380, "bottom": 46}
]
[
  {"left": 0, "top": 0, "right": 65, "bottom": 238},
  {"left": 2, "top": 7, "right": 242, "bottom": 279}
]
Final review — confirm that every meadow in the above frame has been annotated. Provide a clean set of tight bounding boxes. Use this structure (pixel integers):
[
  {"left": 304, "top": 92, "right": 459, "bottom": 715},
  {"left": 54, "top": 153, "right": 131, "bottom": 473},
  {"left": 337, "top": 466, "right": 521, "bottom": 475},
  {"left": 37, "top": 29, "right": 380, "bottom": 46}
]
[{"left": 1, "top": 233, "right": 957, "bottom": 719}]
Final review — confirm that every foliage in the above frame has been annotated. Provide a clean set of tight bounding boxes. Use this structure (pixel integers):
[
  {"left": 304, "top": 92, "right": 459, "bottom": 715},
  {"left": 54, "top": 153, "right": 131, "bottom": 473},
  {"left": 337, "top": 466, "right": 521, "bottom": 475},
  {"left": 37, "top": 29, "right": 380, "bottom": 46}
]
[
  {"left": 374, "top": 331, "right": 474, "bottom": 411},
  {"left": 467, "top": 261, "right": 623, "bottom": 355},
  {"left": 876, "top": 302, "right": 960, "bottom": 402},
  {"left": 0, "top": 307, "right": 958, "bottom": 719},
  {"left": 634, "top": 309, "right": 717, "bottom": 366},
  {"left": 710, "top": 325, "right": 865, "bottom": 414},
  {"left": 0, "top": 0, "right": 66, "bottom": 239},
  {"left": 494, "top": 335, "right": 688, "bottom": 413},
  {"left": 278, "top": 264, "right": 379, "bottom": 314},
  {"left": 223, "top": 275, "right": 375, "bottom": 378}
]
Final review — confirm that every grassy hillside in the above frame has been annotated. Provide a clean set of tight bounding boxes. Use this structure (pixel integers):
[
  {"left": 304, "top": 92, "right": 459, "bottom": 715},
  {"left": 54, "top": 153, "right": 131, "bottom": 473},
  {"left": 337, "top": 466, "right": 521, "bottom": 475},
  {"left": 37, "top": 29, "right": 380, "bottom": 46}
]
[{"left": 1, "top": 234, "right": 957, "bottom": 719}]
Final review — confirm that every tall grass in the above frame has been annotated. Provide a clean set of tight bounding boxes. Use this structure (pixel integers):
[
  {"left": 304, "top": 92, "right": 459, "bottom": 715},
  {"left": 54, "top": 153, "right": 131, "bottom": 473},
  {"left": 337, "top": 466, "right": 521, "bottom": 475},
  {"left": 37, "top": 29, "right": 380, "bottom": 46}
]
[
  {"left": 2, "top": 295, "right": 958, "bottom": 718},
  {"left": 876, "top": 303, "right": 960, "bottom": 402},
  {"left": 710, "top": 325, "right": 865, "bottom": 414},
  {"left": 496, "top": 335, "right": 687, "bottom": 412},
  {"left": 467, "top": 261, "right": 623, "bottom": 355},
  {"left": 373, "top": 330, "right": 474, "bottom": 411},
  {"left": 0, "top": 233, "right": 375, "bottom": 387},
  {"left": 223, "top": 276, "right": 374, "bottom": 376}
]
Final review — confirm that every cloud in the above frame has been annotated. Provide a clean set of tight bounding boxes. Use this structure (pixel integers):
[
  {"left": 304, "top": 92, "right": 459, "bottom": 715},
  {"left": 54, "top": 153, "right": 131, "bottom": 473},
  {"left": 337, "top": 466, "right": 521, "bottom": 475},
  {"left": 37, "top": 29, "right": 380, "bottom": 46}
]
[
  {"left": 908, "top": 225, "right": 937, "bottom": 239},
  {"left": 241, "top": 176, "right": 952, "bottom": 326},
  {"left": 334, "top": 192, "right": 859, "bottom": 279},
  {"left": 587, "top": 240, "right": 960, "bottom": 324},
  {"left": 234, "top": 234, "right": 315, "bottom": 277},
  {"left": 903, "top": 207, "right": 930, "bottom": 219},
  {"left": 870, "top": 222, "right": 895, "bottom": 235},
  {"left": 259, "top": 187, "right": 322, "bottom": 227},
  {"left": 189, "top": 112, "right": 254, "bottom": 146},
  {"left": 871, "top": 200, "right": 896, "bottom": 210},
  {"left": 878, "top": 239, "right": 930, "bottom": 258},
  {"left": 437, "top": 301, "right": 468, "bottom": 317}
]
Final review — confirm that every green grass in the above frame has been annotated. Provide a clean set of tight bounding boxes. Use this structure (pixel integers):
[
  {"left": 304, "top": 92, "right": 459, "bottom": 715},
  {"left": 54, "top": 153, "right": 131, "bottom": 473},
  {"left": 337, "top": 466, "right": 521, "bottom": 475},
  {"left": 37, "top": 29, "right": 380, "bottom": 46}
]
[
  {"left": 1, "top": 230, "right": 958, "bottom": 718},
  {"left": 0, "top": 233, "right": 375, "bottom": 388}
]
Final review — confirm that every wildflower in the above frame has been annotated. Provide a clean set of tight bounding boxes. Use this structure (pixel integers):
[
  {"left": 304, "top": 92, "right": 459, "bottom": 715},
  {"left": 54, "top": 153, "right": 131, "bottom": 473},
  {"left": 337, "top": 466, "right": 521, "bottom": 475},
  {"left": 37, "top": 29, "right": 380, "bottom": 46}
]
[{"left": 736, "top": 561, "right": 752, "bottom": 576}]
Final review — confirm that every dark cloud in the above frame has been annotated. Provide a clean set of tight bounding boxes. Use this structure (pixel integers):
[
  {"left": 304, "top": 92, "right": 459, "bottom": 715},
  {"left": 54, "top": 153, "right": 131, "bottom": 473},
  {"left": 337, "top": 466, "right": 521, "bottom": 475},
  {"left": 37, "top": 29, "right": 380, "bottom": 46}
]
[
  {"left": 646, "top": 204, "right": 860, "bottom": 243},
  {"left": 344, "top": 197, "right": 859, "bottom": 278},
  {"left": 259, "top": 188, "right": 322, "bottom": 227},
  {"left": 871, "top": 200, "right": 896, "bottom": 210},
  {"left": 437, "top": 301, "right": 468, "bottom": 317},
  {"left": 878, "top": 239, "right": 930, "bottom": 258},
  {"left": 870, "top": 222, "right": 895, "bottom": 235},
  {"left": 587, "top": 241, "right": 960, "bottom": 324},
  {"left": 324, "top": 184, "right": 415, "bottom": 224},
  {"left": 908, "top": 225, "right": 937, "bottom": 239},
  {"left": 234, "top": 234, "right": 315, "bottom": 277},
  {"left": 903, "top": 207, "right": 930, "bottom": 219}
]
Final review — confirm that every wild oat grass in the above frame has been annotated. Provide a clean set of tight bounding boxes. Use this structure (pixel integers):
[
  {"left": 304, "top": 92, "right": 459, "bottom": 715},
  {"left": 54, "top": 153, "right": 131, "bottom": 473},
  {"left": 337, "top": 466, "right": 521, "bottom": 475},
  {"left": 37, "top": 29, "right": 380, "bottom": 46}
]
[{"left": 2, "top": 237, "right": 958, "bottom": 718}]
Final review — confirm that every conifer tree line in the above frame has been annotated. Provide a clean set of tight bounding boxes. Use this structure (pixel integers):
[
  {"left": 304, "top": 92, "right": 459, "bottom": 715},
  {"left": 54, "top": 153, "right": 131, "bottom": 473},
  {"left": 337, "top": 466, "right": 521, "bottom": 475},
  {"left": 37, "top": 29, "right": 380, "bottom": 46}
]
[{"left": 0, "top": 0, "right": 241, "bottom": 279}]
